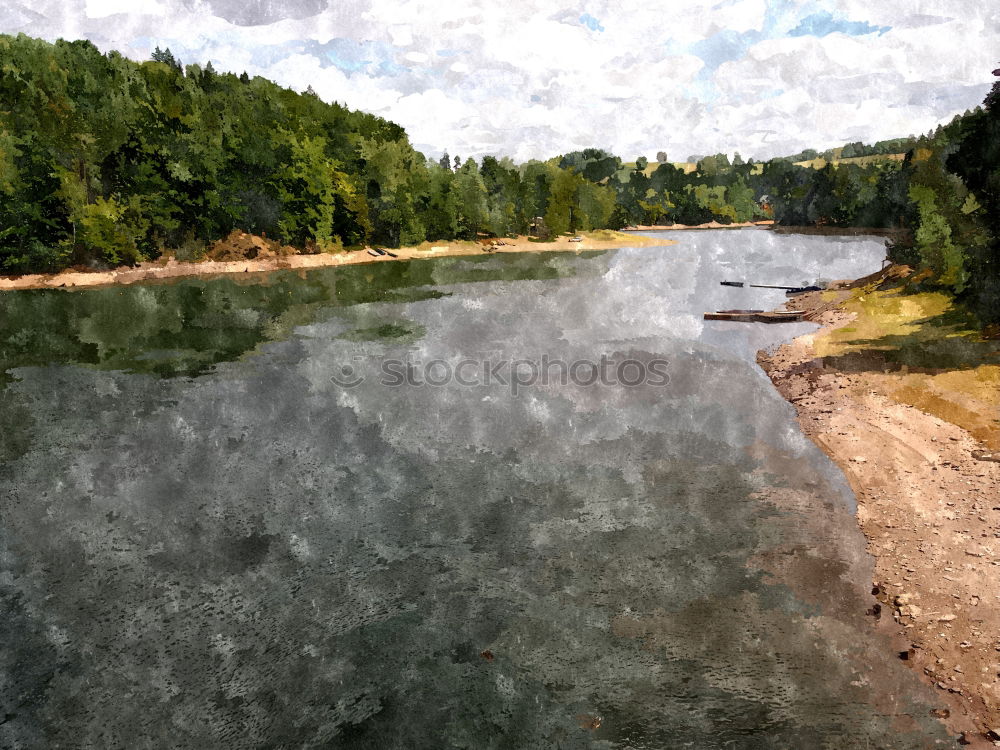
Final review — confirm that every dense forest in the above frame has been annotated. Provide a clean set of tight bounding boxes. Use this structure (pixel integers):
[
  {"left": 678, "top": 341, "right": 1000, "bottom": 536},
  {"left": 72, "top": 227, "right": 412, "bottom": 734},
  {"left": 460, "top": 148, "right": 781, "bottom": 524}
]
[
  {"left": 0, "top": 34, "right": 997, "bottom": 322},
  {"left": 0, "top": 34, "right": 618, "bottom": 271}
]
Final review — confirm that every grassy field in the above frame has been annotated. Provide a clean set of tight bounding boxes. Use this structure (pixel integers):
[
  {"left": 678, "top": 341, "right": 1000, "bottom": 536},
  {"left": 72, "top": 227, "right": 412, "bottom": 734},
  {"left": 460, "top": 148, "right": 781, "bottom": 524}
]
[
  {"left": 811, "top": 285, "right": 1000, "bottom": 450},
  {"left": 621, "top": 152, "right": 906, "bottom": 176},
  {"left": 792, "top": 153, "right": 906, "bottom": 169}
]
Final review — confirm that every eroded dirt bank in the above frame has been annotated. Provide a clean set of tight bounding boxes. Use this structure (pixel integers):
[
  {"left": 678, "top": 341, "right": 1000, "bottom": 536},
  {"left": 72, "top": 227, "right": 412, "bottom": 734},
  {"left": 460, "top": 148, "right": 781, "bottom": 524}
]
[{"left": 757, "top": 268, "right": 1000, "bottom": 746}]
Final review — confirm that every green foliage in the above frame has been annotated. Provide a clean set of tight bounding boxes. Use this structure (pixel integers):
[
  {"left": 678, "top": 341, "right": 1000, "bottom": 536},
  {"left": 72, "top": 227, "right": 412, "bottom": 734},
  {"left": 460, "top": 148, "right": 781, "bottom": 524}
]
[
  {"left": 359, "top": 137, "right": 426, "bottom": 246},
  {"left": 544, "top": 167, "right": 578, "bottom": 235},
  {"left": 0, "top": 33, "right": 643, "bottom": 263},
  {"left": 481, "top": 156, "right": 527, "bottom": 237},
  {"left": 725, "top": 179, "right": 758, "bottom": 223},
  {"left": 940, "top": 78, "right": 1000, "bottom": 321},
  {"left": 691, "top": 184, "right": 733, "bottom": 222},
  {"left": 452, "top": 158, "right": 488, "bottom": 238},
  {"left": 421, "top": 162, "right": 460, "bottom": 241},
  {"left": 0, "top": 33, "right": 399, "bottom": 265},
  {"left": 0, "top": 129, "right": 19, "bottom": 194},
  {"left": 558, "top": 149, "right": 622, "bottom": 184},
  {"left": 272, "top": 131, "right": 366, "bottom": 248},
  {"left": 577, "top": 181, "right": 617, "bottom": 229},
  {"left": 908, "top": 184, "right": 967, "bottom": 290},
  {"left": 73, "top": 195, "right": 148, "bottom": 267}
]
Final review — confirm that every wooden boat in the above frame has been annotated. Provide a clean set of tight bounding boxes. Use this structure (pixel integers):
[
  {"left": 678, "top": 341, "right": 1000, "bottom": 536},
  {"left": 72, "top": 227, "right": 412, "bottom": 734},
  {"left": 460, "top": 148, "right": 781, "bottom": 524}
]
[
  {"left": 720, "top": 281, "right": 825, "bottom": 293},
  {"left": 784, "top": 285, "right": 823, "bottom": 295},
  {"left": 367, "top": 249, "right": 382, "bottom": 257},
  {"left": 704, "top": 309, "right": 806, "bottom": 323},
  {"left": 383, "top": 249, "right": 398, "bottom": 258}
]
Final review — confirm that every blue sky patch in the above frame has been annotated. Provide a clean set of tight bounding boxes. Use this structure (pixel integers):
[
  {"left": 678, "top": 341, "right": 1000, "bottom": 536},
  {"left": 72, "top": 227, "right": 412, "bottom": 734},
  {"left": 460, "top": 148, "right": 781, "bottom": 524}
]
[
  {"left": 689, "top": 29, "right": 762, "bottom": 70},
  {"left": 325, "top": 49, "right": 371, "bottom": 73},
  {"left": 579, "top": 13, "right": 604, "bottom": 32},
  {"left": 789, "top": 11, "right": 891, "bottom": 38},
  {"left": 297, "top": 39, "right": 409, "bottom": 77}
]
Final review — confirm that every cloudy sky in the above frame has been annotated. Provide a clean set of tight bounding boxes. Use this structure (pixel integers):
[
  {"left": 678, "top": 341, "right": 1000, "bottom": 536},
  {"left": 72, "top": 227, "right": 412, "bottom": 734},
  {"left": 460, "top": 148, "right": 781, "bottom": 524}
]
[{"left": 2, "top": 1, "right": 998, "bottom": 162}]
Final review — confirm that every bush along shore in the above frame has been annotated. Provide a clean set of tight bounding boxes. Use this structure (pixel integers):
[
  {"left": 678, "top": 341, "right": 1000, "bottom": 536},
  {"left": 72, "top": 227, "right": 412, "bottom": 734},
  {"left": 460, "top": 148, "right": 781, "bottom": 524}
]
[{"left": 758, "top": 267, "right": 1000, "bottom": 745}]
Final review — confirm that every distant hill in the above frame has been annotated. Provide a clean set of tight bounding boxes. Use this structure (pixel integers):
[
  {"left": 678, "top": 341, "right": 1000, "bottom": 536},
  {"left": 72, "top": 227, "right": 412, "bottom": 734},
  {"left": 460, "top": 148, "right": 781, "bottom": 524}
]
[{"left": 792, "top": 153, "right": 907, "bottom": 169}]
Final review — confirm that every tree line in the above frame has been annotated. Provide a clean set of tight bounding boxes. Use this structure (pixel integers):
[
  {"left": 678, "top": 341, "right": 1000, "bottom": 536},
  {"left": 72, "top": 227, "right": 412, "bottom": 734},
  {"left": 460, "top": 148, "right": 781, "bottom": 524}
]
[
  {"left": 885, "top": 83, "right": 1000, "bottom": 325},
  {"left": 0, "top": 33, "right": 997, "bottom": 322},
  {"left": 0, "top": 34, "right": 616, "bottom": 272}
]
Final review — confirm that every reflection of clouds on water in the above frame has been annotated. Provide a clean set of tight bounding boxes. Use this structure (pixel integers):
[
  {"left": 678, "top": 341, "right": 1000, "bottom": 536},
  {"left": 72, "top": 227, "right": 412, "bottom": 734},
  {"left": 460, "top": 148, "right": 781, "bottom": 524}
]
[
  {"left": 0, "top": 232, "right": 947, "bottom": 748},
  {"left": 310, "top": 231, "right": 882, "bottom": 470}
]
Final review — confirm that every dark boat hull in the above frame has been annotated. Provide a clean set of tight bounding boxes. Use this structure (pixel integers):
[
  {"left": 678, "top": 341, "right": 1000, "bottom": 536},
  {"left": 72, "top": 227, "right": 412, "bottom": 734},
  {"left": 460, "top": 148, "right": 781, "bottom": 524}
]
[
  {"left": 704, "top": 310, "right": 806, "bottom": 323},
  {"left": 785, "top": 285, "right": 823, "bottom": 295}
]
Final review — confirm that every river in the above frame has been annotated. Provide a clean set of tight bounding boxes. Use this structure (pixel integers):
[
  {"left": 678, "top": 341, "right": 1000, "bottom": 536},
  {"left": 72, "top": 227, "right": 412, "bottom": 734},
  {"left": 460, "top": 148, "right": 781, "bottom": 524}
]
[{"left": 0, "top": 230, "right": 950, "bottom": 748}]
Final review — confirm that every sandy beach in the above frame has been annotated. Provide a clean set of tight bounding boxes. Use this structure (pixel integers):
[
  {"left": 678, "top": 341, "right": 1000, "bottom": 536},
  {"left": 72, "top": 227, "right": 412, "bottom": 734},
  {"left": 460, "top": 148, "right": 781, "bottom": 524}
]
[
  {"left": 622, "top": 220, "right": 776, "bottom": 231},
  {"left": 757, "top": 269, "right": 1000, "bottom": 746},
  {"left": 0, "top": 230, "right": 671, "bottom": 292}
]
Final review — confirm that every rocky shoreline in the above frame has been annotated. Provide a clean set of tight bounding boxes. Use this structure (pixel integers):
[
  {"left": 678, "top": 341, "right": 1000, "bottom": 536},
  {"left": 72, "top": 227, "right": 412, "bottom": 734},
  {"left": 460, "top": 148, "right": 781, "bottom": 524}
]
[{"left": 757, "top": 268, "right": 1000, "bottom": 747}]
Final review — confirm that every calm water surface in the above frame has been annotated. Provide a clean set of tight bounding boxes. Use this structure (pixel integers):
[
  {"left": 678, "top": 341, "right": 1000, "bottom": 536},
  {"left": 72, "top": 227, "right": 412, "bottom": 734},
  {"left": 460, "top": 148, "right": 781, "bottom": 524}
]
[{"left": 0, "top": 230, "right": 950, "bottom": 748}]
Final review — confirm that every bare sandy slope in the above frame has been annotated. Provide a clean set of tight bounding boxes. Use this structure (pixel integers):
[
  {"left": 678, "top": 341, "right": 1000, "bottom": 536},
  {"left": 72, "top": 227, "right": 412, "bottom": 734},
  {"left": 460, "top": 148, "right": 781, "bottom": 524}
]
[
  {"left": 0, "top": 231, "right": 670, "bottom": 291},
  {"left": 623, "top": 220, "right": 775, "bottom": 231},
  {"left": 758, "top": 276, "right": 1000, "bottom": 746}
]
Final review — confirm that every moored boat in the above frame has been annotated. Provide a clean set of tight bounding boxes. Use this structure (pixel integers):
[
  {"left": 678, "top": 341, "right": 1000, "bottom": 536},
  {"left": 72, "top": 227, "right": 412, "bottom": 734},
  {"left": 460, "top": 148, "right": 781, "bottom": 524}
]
[
  {"left": 784, "top": 285, "right": 824, "bottom": 295},
  {"left": 704, "top": 309, "right": 806, "bottom": 323}
]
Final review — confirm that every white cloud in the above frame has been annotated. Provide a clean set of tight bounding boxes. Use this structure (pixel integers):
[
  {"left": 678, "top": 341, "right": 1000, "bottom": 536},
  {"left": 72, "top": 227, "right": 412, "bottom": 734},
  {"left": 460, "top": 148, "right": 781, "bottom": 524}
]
[
  {"left": 85, "top": 0, "right": 167, "bottom": 17},
  {"left": 3, "top": 0, "right": 998, "bottom": 162},
  {"left": 387, "top": 24, "right": 412, "bottom": 47},
  {"left": 716, "top": 0, "right": 770, "bottom": 33},
  {"left": 711, "top": 15, "right": 1000, "bottom": 155}
]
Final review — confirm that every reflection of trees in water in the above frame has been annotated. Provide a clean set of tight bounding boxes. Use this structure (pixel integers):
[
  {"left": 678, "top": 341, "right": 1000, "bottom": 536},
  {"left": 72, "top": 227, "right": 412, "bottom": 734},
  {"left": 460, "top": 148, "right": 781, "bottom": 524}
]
[{"left": 0, "top": 252, "right": 602, "bottom": 379}]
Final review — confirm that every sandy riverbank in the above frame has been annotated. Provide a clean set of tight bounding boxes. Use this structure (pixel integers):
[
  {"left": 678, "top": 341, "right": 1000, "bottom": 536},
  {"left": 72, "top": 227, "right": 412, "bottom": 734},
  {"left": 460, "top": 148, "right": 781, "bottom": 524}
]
[
  {"left": 757, "top": 268, "right": 1000, "bottom": 746},
  {"left": 0, "top": 231, "right": 670, "bottom": 291},
  {"left": 622, "top": 220, "right": 775, "bottom": 231}
]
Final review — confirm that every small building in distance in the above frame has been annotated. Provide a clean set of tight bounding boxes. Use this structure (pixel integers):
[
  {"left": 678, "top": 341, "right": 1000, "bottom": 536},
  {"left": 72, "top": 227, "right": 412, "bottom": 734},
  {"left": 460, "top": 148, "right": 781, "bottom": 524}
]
[{"left": 529, "top": 216, "right": 550, "bottom": 239}]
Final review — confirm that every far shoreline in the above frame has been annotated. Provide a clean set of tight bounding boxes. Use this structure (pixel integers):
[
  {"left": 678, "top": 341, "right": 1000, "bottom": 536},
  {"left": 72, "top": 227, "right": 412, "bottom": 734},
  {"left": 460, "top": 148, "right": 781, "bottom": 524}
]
[
  {"left": 621, "top": 220, "right": 906, "bottom": 237},
  {"left": 0, "top": 231, "right": 673, "bottom": 292},
  {"left": 621, "top": 220, "right": 775, "bottom": 231}
]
